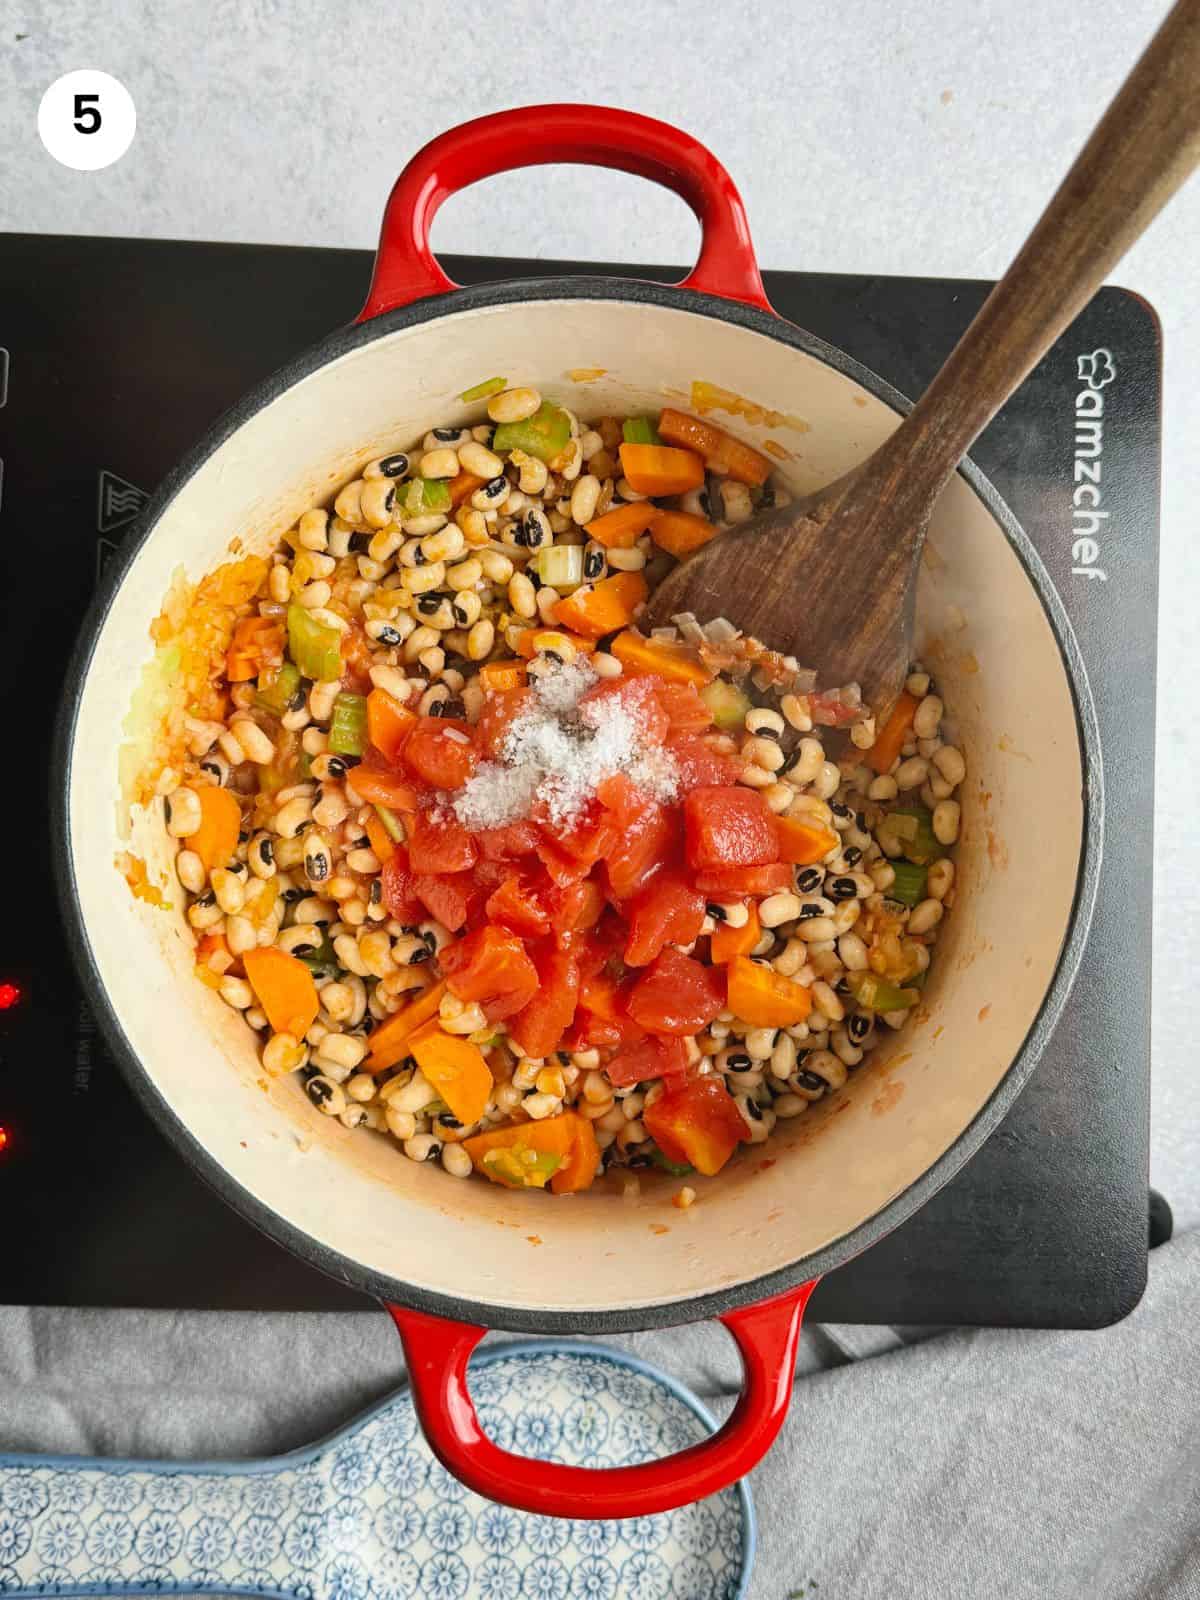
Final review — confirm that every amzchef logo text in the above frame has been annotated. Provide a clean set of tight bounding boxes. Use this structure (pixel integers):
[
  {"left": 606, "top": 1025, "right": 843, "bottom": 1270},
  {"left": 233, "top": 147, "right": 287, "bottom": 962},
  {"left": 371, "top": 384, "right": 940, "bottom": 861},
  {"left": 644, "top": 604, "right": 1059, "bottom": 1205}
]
[{"left": 1071, "top": 348, "right": 1115, "bottom": 583}]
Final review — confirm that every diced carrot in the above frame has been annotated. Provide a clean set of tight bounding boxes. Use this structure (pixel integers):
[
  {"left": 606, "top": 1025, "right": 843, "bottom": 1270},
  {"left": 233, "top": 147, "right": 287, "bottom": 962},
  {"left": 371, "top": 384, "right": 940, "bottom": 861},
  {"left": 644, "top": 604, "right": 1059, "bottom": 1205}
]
[
  {"left": 649, "top": 510, "right": 720, "bottom": 559},
  {"left": 448, "top": 471, "right": 486, "bottom": 508},
  {"left": 463, "top": 1113, "right": 579, "bottom": 1190},
  {"left": 365, "top": 980, "right": 447, "bottom": 1073},
  {"left": 513, "top": 628, "right": 597, "bottom": 659},
  {"left": 775, "top": 816, "right": 839, "bottom": 865},
  {"left": 347, "top": 768, "right": 422, "bottom": 812},
  {"left": 479, "top": 659, "right": 529, "bottom": 691},
  {"left": 657, "top": 408, "right": 772, "bottom": 486},
  {"left": 189, "top": 786, "right": 242, "bottom": 874},
  {"left": 610, "top": 629, "right": 714, "bottom": 687},
  {"left": 366, "top": 687, "right": 417, "bottom": 764},
  {"left": 710, "top": 905, "right": 761, "bottom": 963},
  {"left": 243, "top": 946, "right": 320, "bottom": 1039},
  {"left": 584, "top": 501, "right": 662, "bottom": 550},
  {"left": 550, "top": 1114, "right": 601, "bottom": 1194},
  {"left": 364, "top": 811, "right": 398, "bottom": 865},
  {"left": 726, "top": 955, "right": 813, "bottom": 1027},
  {"left": 618, "top": 443, "right": 706, "bottom": 497},
  {"left": 553, "top": 573, "right": 648, "bottom": 639},
  {"left": 410, "top": 1027, "right": 494, "bottom": 1126},
  {"left": 226, "top": 616, "right": 284, "bottom": 682},
  {"left": 866, "top": 690, "right": 920, "bottom": 774}
]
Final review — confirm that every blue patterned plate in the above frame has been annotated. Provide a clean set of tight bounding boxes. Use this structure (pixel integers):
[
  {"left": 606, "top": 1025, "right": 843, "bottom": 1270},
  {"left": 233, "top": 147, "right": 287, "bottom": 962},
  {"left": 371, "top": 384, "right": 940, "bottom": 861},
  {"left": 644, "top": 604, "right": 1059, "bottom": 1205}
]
[{"left": 0, "top": 1341, "right": 754, "bottom": 1600}]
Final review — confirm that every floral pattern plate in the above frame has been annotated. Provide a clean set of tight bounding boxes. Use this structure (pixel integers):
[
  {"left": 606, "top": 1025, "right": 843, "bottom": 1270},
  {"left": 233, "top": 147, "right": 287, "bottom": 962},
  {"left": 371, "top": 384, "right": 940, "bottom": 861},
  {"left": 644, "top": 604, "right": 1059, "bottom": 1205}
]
[{"left": 0, "top": 1340, "right": 754, "bottom": 1600}]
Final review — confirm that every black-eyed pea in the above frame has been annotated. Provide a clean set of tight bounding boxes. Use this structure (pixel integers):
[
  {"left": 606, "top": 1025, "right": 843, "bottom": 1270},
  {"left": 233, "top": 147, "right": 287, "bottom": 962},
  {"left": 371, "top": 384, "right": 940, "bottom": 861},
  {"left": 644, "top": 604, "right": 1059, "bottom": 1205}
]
[
  {"left": 210, "top": 867, "right": 245, "bottom": 916},
  {"left": 419, "top": 447, "right": 460, "bottom": 480},
  {"left": 739, "top": 763, "right": 773, "bottom": 790},
  {"left": 165, "top": 786, "right": 203, "bottom": 838},
  {"left": 850, "top": 717, "right": 877, "bottom": 750},
  {"left": 305, "top": 1074, "right": 346, "bottom": 1116},
  {"left": 907, "top": 898, "right": 944, "bottom": 935},
  {"left": 344, "top": 1070, "right": 375, "bottom": 1103},
  {"left": 488, "top": 386, "right": 541, "bottom": 424},
  {"left": 810, "top": 761, "right": 841, "bottom": 800},
  {"left": 927, "top": 858, "right": 956, "bottom": 900},
  {"left": 403, "top": 625, "right": 441, "bottom": 663},
  {"left": 315, "top": 1031, "right": 368, "bottom": 1074},
  {"left": 913, "top": 695, "right": 944, "bottom": 740},
  {"left": 176, "top": 849, "right": 206, "bottom": 894},
  {"left": 385, "top": 1106, "right": 417, "bottom": 1141},
  {"left": 334, "top": 480, "right": 364, "bottom": 523},
  {"left": 186, "top": 893, "right": 223, "bottom": 932},
  {"left": 906, "top": 670, "right": 931, "bottom": 697},
  {"left": 735, "top": 1094, "right": 774, "bottom": 1142},
  {"left": 218, "top": 975, "right": 255, "bottom": 1010},
  {"left": 832, "top": 1029, "right": 864, "bottom": 1067},
  {"left": 932, "top": 799, "right": 961, "bottom": 845},
  {"left": 264, "top": 1031, "right": 309, "bottom": 1077},
  {"left": 743, "top": 735, "right": 786, "bottom": 772},
  {"left": 932, "top": 745, "right": 966, "bottom": 786}
]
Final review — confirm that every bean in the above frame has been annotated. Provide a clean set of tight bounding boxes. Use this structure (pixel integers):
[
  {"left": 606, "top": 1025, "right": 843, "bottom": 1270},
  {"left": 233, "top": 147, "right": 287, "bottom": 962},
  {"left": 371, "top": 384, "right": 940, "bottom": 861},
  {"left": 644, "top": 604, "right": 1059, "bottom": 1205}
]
[
  {"left": 458, "top": 440, "right": 503, "bottom": 478},
  {"left": 418, "top": 447, "right": 459, "bottom": 480},
  {"left": 927, "top": 858, "right": 956, "bottom": 900},
  {"left": 907, "top": 898, "right": 944, "bottom": 935},
  {"left": 894, "top": 756, "right": 928, "bottom": 790},
  {"left": 932, "top": 799, "right": 961, "bottom": 845},
  {"left": 760, "top": 892, "right": 802, "bottom": 928},
  {"left": 569, "top": 474, "right": 601, "bottom": 526},
  {"left": 913, "top": 694, "right": 944, "bottom": 739},
  {"left": 165, "top": 787, "right": 202, "bottom": 838},
  {"left": 488, "top": 386, "right": 541, "bottom": 424},
  {"left": 933, "top": 745, "right": 966, "bottom": 786}
]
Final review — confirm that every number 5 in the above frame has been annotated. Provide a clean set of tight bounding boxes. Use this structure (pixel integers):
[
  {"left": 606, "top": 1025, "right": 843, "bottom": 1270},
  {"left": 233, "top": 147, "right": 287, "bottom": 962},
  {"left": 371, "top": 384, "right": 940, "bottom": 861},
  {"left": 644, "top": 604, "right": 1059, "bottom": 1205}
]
[{"left": 73, "top": 93, "right": 101, "bottom": 135}]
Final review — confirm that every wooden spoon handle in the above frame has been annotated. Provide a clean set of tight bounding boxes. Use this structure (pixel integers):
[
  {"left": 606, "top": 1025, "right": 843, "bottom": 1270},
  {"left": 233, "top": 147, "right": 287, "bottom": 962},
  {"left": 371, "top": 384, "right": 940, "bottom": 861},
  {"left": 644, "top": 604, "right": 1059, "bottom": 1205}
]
[{"left": 841, "top": 0, "right": 1200, "bottom": 523}]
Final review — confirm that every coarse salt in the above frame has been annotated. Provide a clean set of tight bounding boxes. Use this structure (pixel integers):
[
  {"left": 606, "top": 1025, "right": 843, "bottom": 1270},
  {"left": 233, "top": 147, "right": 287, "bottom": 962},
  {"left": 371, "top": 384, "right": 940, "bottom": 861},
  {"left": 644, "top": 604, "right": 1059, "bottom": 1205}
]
[{"left": 453, "top": 659, "right": 679, "bottom": 830}]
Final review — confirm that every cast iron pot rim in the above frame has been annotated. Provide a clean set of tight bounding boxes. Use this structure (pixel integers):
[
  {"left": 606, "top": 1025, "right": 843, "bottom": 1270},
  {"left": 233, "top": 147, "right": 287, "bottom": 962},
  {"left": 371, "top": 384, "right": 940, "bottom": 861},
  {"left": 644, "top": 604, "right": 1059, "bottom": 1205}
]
[{"left": 53, "top": 274, "right": 1104, "bottom": 1334}]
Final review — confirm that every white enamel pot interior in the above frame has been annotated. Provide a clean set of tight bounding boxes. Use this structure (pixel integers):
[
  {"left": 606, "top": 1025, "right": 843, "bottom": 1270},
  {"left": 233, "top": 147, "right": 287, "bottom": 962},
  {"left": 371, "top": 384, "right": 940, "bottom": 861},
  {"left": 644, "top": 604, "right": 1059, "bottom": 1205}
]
[{"left": 59, "top": 278, "right": 1100, "bottom": 1332}]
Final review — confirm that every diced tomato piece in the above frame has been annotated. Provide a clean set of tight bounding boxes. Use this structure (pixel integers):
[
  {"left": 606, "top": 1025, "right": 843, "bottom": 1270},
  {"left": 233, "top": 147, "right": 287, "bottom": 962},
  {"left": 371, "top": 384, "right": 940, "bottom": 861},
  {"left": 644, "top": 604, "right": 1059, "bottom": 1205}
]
[
  {"left": 441, "top": 925, "right": 539, "bottom": 1021},
  {"left": 575, "top": 909, "right": 629, "bottom": 979},
  {"left": 548, "top": 875, "right": 606, "bottom": 934},
  {"left": 578, "top": 675, "right": 669, "bottom": 745},
  {"left": 573, "top": 970, "right": 646, "bottom": 1047},
  {"left": 606, "top": 1035, "right": 691, "bottom": 1087},
  {"left": 476, "top": 820, "right": 541, "bottom": 861},
  {"left": 684, "top": 786, "right": 779, "bottom": 871},
  {"left": 626, "top": 947, "right": 725, "bottom": 1036},
  {"left": 534, "top": 802, "right": 617, "bottom": 867},
  {"left": 666, "top": 733, "right": 743, "bottom": 788},
  {"left": 810, "top": 688, "right": 861, "bottom": 728},
  {"left": 604, "top": 800, "right": 675, "bottom": 900},
  {"left": 380, "top": 853, "right": 426, "bottom": 923},
  {"left": 476, "top": 687, "right": 532, "bottom": 759},
  {"left": 624, "top": 869, "right": 706, "bottom": 967},
  {"left": 509, "top": 944, "right": 580, "bottom": 1059},
  {"left": 470, "top": 858, "right": 509, "bottom": 895},
  {"left": 339, "top": 622, "right": 375, "bottom": 694},
  {"left": 486, "top": 874, "right": 552, "bottom": 939},
  {"left": 655, "top": 682, "right": 713, "bottom": 734},
  {"left": 644, "top": 1076, "right": 746, "bottom": 1176},
  {"left": 406, "top": 810, "right": 478, "bottom": 874},
  {"left": 413, "top": 874, "right": 475, "bottom": 932},
  {"left": 694, "top": 862, "right": 794, "bottom": 897},
  {"left": 536, "top": 834, "right": 592, "bottom": 887},
  {"left": 403, "top": 718, "right": 478, "bottom": 790}
]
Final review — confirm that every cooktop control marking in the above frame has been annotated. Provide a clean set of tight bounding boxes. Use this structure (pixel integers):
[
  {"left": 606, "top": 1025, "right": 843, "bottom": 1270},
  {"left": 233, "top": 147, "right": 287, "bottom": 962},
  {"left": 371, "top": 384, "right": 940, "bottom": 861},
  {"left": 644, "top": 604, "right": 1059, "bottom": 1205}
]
[{"left": 0, "top": 347, "right": 8, "bottom": 407}]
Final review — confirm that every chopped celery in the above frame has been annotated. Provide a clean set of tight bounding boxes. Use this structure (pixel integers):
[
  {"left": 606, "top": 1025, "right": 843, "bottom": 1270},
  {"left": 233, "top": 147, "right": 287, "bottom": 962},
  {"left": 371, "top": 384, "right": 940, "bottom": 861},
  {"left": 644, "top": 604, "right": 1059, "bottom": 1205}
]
[
  {"left": 888, "top": 861, "right": 928, "bottom": 907},
  {"left": 255, "top": 661, "right": 301, "bottom": 716},
  {"left": 701, "top": 679, "right": 752, "bottom": 730},
  {"left": 649, "top": 1145, "right": 693, "bottom": 1177},
  {"left": 459, "top": 376, "right": 507, "bottom": 402},
  {"left": 328, "top": 692, "right": 367, "bottom": 756},
  {"left": 889, "top": 805, "right": 944, "bottom": 866},
  {"left": 846, "top": 971, "right": 920, "bottom": 1013},
  {"left": 533, "top": 543, "right": 585, "bottom": 590},
  {"left": 287, "top": 604, "right": 343, "bottom": 682},
  {"left": 299, "top": 933, "right": 338, "bottom": 976},
  {"left": 374, "top": 803, "right": 405, "bottom": 843},
  {"left": 622, "top": 416, "right": 661, "bottom": 446},
  {"left": 482, "top": 1146, "right": 563, "bottom": 1189},
  {"left": 492, "top": 402, "right": 571, "bottom": 464},
  {"left": 298, "top": 750, "right": 313, "bottom": 780},
  {"left": 397, "top": 477, "right": 452, "bottom": 517}
]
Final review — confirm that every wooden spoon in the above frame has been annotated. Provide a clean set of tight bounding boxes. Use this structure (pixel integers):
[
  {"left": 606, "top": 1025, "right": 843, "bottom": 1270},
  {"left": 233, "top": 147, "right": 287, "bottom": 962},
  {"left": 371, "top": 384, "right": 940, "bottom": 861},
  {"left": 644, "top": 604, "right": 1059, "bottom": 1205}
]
[{"left": 643, "top": 0, "right": 1200, "bottom": 716}]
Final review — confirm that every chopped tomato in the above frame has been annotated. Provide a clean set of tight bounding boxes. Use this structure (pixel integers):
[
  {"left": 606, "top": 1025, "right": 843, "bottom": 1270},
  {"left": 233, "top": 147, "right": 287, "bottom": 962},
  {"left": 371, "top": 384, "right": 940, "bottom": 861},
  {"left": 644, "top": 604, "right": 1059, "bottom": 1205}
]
[
  {"left": 694, "top": 862, "right": 794, "bottom": 897},
  {"left": 476, "top": 819, "right": 541, "bottom": 860},
  {"left": 366, "top": 688, "right": 416, "bottom": 765},
  {"left": 475, "top": 687, "right": 532, "bottom": 758},
  {"left": 441, "top": 925, "right": 539, "bottom": 1021},
  {"left": 684, "top": 786, "right": 779, "bottom": 870},
  {"left": 509, "top": 944, "right": 580, "bottom": 1059},
  {"left": 548, "top": 875, "right": 606, "bottom": 934},
  {"left": 413, "top": 873, "right": 475, "bottom": 932},
  {"left": 407, "top": 810, "right": 478, "bottom": 874},
  {"left": 339, "top": 623, "right": 376, "bottom": 693},
  {"left": 606, "top": 1035, "right": 691, "bottom": 1087},
  {"left": 578, "top": 675, "right": 669, "bottom": 744},
  {"left": 626, "top": 947, "right": 725, "bottom": 1036},
  {"left": 535, "top": 834, "right": 594, "bottom": 887},
  {"left": 655, "top": 682, "right": 713, "bottom": 733},
  {"left": 604, "top": 800, "right": 675, "bottom": 900},
  {"left": 575, "top": 909, "right": 629, "bottom": 978},
  {"left": 349, "top": 766, "right": 422, "bottom": 812},
  {"left": 534, "top": 801, "right": 617, "bottom": 866},
  {"left": 572, "top": 970, "right": 646, "bottom": 1047},
  {"left": 644, "top": 1076, "right": 746, "bottom": 1176},
  {"left": 380, "top": 854, "right": 426, "bottom": 924},
  {"left": 810, "top": 687, "right": 861, "bottom": 728},
  {"left": 667, "top": 733, "right": 743, "bottom": 788},
  {"left": 624, "top": 869, "right": 706, "bottom": 967},
  {"left": 486, "top": 874, "right": 552, "bottom": 939},
  {"left": 403, "top": 717, "right": 478, "bottom": 790}
]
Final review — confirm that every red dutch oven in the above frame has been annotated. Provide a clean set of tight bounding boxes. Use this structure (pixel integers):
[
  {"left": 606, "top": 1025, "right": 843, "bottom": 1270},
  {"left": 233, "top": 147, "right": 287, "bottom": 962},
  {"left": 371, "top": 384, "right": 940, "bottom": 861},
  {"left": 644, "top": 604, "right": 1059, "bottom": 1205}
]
[{"left": 56, "top": 105, "right": 1100, "bottom": 1519}]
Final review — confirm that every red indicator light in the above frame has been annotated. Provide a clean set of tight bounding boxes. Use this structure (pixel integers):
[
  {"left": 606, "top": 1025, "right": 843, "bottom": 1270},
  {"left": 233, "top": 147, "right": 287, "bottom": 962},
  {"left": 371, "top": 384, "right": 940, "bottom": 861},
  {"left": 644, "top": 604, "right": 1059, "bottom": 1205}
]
[
  {"left": 0, "top": 1127, "right": 8, "bottom": 1153},
  {"left": 0, "top": 983, "right": 21, "bottom": 1011}
]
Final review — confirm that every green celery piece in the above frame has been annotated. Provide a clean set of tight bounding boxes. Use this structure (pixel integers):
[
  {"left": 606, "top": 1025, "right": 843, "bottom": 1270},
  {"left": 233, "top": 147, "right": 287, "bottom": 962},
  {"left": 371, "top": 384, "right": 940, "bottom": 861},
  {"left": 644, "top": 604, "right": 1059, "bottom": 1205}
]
[
  {"left": 287, "top": 604, "right": 343, "bottom": 682},
  {"left": 533, "top": 544, "right": 585, "bottom": 591},
  {"left": 648, "top": 1145, "right": 693, "bottom": 1177},
  {"left": 398, "top": 477, "right": 452, "bottom": 517},
  {"left": 255, "top": 661, "right": 301, "bottom": 716},
  {"left": 492, "top": 402, "right": 571, "bottom": 464},
  {"left": 622, "top": 416, "right": 661, "bottom": 446},
  {"left": 299, "top": 932, "right": 338, "bottom": 976},
  {"left": 374, "top": 803, "right": 405, "bottom": 843},
  {"left": 298, "top": 750, "right": 313, "bottom": 780},
  {"left": 889, "top": 805, "right": 944, "bottom": 866},
  {"left": 328, "top": 691, "right": 368, "bottom": 756},
  {"left": 846, "top": 970, "right": 920, "bottom": 1013},
  {"left": 701, "top": 679, "right": 752, "bottom": 730},
  {"left": 888, "top": 860, "right": 928, "bottom": 907},
  {"left": 460, "top": 376, "right": 507, "bottom": 402},
  {"left": 482, "top": 1146, "right": 563, "bottom": 1189}
]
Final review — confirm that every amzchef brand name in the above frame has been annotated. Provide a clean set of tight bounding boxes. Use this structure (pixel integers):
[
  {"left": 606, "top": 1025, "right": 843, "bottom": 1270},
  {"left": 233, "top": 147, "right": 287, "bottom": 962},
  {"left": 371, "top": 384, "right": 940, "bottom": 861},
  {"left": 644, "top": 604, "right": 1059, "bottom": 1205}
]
[{"left": 1071, "top": 348, "right": 1116, "bottom": 583}]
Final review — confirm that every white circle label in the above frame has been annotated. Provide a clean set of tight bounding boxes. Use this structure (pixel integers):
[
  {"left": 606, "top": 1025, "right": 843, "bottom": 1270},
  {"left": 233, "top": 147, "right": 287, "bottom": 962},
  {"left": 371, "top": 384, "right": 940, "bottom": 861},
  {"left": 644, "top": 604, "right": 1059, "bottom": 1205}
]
[{"left": 38, "top": 70, "right": 136, "bottom": 171}]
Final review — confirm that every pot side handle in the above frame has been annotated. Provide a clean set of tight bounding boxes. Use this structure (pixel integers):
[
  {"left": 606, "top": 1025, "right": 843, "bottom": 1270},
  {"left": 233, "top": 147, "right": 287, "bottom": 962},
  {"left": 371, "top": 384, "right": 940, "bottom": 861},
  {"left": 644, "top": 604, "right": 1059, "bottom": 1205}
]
[
  {"left": 358, "top": 103, "right": 772, "bottom": 322},
  {"left": 387, "top": 1278, "right": 817, "bottom": 1519}
]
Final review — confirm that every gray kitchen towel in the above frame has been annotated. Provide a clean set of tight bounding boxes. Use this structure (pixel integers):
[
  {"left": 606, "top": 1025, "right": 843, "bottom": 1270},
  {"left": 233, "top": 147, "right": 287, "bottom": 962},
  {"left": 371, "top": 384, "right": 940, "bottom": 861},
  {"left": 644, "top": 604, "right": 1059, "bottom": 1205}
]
[{"left": 1, "top": 1231, "right": 1197, "bottom": 1599}]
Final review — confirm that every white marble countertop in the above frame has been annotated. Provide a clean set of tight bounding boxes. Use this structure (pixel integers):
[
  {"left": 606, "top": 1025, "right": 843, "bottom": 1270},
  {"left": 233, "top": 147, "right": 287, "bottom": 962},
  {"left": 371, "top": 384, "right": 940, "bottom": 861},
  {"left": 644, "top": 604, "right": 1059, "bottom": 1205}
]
[{"left": 5, "top": 0, "right": 1197, "bottom": 1228}]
